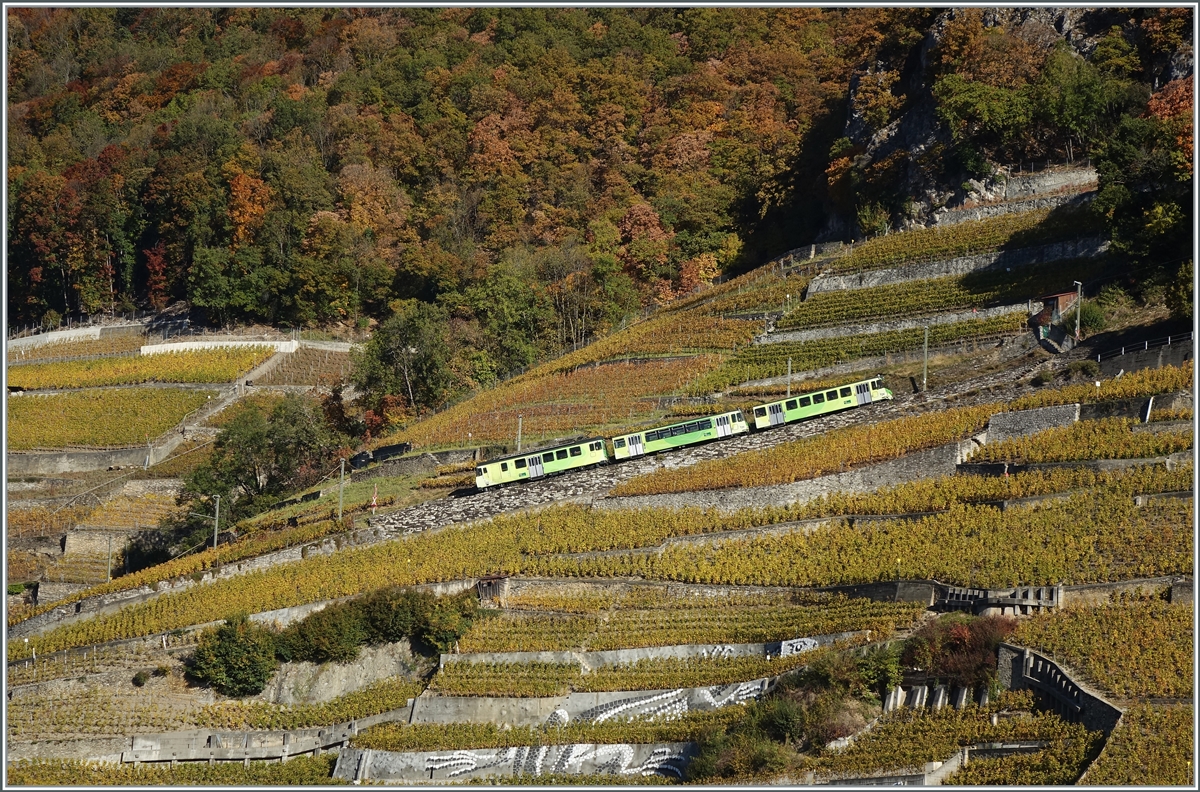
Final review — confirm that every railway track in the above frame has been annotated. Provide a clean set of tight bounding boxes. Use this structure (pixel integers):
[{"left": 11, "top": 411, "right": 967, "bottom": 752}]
[{"left": 367, "top": 353, "right": 1052, "bottom": 539}]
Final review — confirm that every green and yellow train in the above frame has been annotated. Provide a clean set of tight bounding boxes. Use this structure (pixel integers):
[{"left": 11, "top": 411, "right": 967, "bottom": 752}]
[{"left": 474, "top": 376, "right": 893, "bottom": 491}]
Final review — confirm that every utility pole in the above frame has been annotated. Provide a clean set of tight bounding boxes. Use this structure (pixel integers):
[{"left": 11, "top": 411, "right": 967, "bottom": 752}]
[
  {"left": 1073, "top": 281, "right": 1083, "bottom": 340},
  {"left": 338, "top": 458, "right": 345, "bottom": 521},
  {"left": 786, "top": 358, "right": 792, "bottom": 398},
  {"left": 107, "top": 534, "right": 112, "bottom": 583},
  {"left": 516, "top": 415, "right": 523, "bottom": 453},
  {"left": 191, "top": 495, "right": 220, "bottom": 551},
  {"left": 922, "top": 326, "right": 930, "bottom": 392}
]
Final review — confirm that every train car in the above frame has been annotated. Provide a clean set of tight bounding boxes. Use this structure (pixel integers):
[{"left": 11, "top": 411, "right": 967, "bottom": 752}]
[
  {"left": 475, "top": 437, "right": 608, "bottom": 491},
  {"left": 611, "top": 409, "right": 749, "bottom": 460},
  {"left": 751, "top": 377, "right": 892, "bottom": 430}
]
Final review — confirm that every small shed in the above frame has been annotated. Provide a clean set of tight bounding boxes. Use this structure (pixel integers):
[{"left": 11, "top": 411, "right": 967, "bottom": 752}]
[
  {"left": 476, "top": 574, "right": 508, "bottom": 602},
  {"left": 1036, "top": 291, "right": 1079, "bottom": 325}
]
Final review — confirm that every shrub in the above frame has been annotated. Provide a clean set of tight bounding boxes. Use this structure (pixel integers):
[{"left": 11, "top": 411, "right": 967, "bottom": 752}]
[
  {"left": 188, "top": 614, "right": 280, "bottom": 697},
  {"left": 1032, "top": 368, "right": 1054, "bottom": 386},
  {"left": 901, "top": 614, "right": 1016, "bottom": 688},
  {"left": 154, "top": 665, "right": 171, "bottom": 677},
  {"left": 277, "top": 601, "right": 368, "bottom": 664},
  {"left": 132, "top": 670, "right": 149, "bottom": 687},
  {"left": 358, "top": 586, "right": 431, "bottom": 645},
  {"left": 7, "top": 583, "right": 25, "bottom": 596},
  {"left": 1068, "top": 359, "right": 1102, "bottom": 379}
]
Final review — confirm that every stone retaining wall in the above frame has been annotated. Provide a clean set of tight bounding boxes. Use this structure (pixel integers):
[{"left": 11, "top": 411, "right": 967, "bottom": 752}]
[
  {"left": 596, "top": 435, "right": 982, "bottom": 513},
  {"left": 761, "top": 303, "right": 1033, "bottom": 346},
  {"left": 1098, "top": 339, "right": 1193, "bottom": 378},
  {"left": 985, "top": 404, "right": 1080, "bottom": 443},
  {"left": 807, "top": 237, "right": 1107, "bottom": 295}
]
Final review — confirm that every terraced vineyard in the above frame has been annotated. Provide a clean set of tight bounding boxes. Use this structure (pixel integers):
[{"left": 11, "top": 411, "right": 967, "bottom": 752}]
[
  {"left": 1011, "top": 596, "right": 1194, "bottom": 699},
  {"left": 457, "top": 597, "right": 920, "bottom": 652},
  {"left": 7, "top": 346, "right": 274, "bottom": 389},
  {"left": 689, "top": 312, "right": 1027, "bottom": 393},
  {"left": 822, "top": 206, "right": 1102, "bottom": 273},
  {"left": 970, "top": 417, "right": 1192, "bottom": 464},
  {"left": 391, "top": 355, "right": 723, "bottom": 448},
  {"left": 7, "top": 333, "right": 146, "bottom": 363},
  {"left": 257, "top": 345, "right": 352, "bottom": 386},
  {"left": 7, "top": 388, "right": 218, "bottom": 449},
  {"left": 1083, "top": 704, "right": 1194, "bottom": 785},
  {"left": 776, "top": 257, "right": 1102, "bottom": 330}
]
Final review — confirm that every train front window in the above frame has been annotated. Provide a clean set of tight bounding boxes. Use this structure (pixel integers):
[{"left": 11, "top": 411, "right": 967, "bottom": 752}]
[
  {"left": 476, "top": 467, "right": 484, "bottom": 476},
  {"left": 872, "top": 379, "right": 881, "bottom": 390}
]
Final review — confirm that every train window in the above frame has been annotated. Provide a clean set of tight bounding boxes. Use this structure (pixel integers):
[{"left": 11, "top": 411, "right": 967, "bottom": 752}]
[
  {"left": 872, "top": 379, "right": 881, "bottom": 389},
  {"left": 645, "top": 431, "right": 657, "bottom": 442},
  {"left": 476, "top": 467, "right": 484, "bottom": 476},
  {"left": 799, "top": 397, "right": 811, "bottom": 407},
  {"left": 812, "top": 393, "right": 825, "bottom": 404},
  {"left": 515, "top": 458, "right": 526, "bottom": 468},
  {"left": 840, "top": 387, "right": 851, "bottom": 398},
  {"left": 754, "top": 407, "right": 767, "bottom": 417},
  {"left": 734, "top": 411, "right": 744, "bottom": 421},
  {"left": 785, "top": 400, "right": 797, "bottom": 411},
  {"left": 501, "top": 462, "right": 509, "bottom": 472},
  {"left": 556, "top": 449, "right": 568, "bottom": 460},
  {"left": 570, "top": 446, "right": 582, "bottom": 457},
  {"left": 685, "top": 422, "right": 700, "bottom": 433},
  {"left": 543, "top": 452, "right": 554, "bottom": 463},
  {"left": 826, "top": 390, "right": 838, "bottom": 401},
  {"left": 674, "top": 425, "right": 688, "bottom": 436},
  {"left": 614, "top": 438, "right": 626, "bottom": 448},
  {"left": 700, "top": 419, "right": 713, "bottom": 430}
]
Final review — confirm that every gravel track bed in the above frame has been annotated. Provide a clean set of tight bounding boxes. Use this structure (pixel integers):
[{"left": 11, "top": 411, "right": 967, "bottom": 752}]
[{"left": 367, "top": 355, "right": 1051, "bottom": 538}]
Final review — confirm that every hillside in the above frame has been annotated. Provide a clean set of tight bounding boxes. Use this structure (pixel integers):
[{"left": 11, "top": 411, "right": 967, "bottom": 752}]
[{"left": 4, "top": 6, "right": 1194, "bottom": 788}]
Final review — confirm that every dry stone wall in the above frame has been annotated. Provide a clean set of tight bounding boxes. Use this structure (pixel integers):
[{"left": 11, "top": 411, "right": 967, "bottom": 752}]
[{"left": 806, "top": 237, "right": 1107, "bottom": 295}]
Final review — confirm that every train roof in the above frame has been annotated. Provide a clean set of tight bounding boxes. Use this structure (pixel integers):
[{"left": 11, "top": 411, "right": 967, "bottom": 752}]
[
  {"left": 614, "top": 408, "right": 744, "bottom": 438},
  {"left": 757, "top": 376, "right": 885, "bottom": 406},
  {"left": 479, "top": 436, "right": 608, "bottom": 466}
]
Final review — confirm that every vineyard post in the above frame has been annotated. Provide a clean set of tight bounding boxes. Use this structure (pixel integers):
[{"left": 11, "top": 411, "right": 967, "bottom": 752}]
[
  {"left": 338, "top": 458, "right": 345, "bottom": 521},
  {"left": 922, "top": 326, "right": 930, "bottom": 392},
  {"left": 516, "top": 415, "right": 523, "bottom": 453},
  {"left": 787, "top": 358, "right": 792, "bottom": 398},
  {"left": 1073, "top": 281, "right": 1082, "bottom": 340}
]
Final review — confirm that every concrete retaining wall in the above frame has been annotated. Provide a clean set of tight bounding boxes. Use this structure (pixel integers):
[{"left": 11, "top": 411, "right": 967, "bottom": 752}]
[
  {"left": 763, "top": 304, "right": 1035, "bottom": 346},
  {"left": 807, "top": 237, "right": 1107, "bottom": 295},
  {"left": 410, "top": 678, "right": 768, "bottom": 728},
  {"left": 985, "top": 404, "right": 1080, "bottom": 443},
  {"left": 596, "top": 436, "right": 981, "bottom": 513},
  {"left": 140, "top": 339, "right": 298, "bottom": 355},
  {"left": 333, "top": 742, "right": 696, "bottom": 783},
  {"left": 997, "top": 643, "right": 1122, "bottom": 735},
  {"left": 441, "top": 630, "right": 866, "bottom": 671},
  {"left": 1098, "top": 339, "right": 1193, "bottom": 378}
]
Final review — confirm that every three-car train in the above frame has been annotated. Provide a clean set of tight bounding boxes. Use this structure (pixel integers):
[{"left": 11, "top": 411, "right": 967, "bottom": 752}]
[{"left": 474, "top": 376, "right": 893, "bottom": 491}]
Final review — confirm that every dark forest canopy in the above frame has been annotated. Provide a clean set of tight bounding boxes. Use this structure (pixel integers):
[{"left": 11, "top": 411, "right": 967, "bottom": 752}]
[{"left": 7, "top": 8, "right": 1192, "bottom": 402}]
